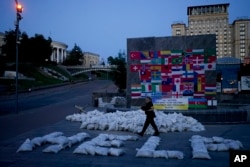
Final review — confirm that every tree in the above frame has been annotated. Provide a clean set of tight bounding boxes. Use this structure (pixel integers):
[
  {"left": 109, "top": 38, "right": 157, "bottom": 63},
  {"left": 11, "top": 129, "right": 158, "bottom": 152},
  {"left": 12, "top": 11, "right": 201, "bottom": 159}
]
[
  {"left": 2, "top": 30, "right": 52, "bottom": 65},
  {"left": 107, "top": 51, "right": 127, "bottom": 91},
  {"left": 28, "top": 34, "right": 52, "bottom": 65},
  {"left": 64, "top": 44, "right": 83, "bottom": 65},
  {"left": 1, "top": 30, "right": 16, "bottom": 62}
]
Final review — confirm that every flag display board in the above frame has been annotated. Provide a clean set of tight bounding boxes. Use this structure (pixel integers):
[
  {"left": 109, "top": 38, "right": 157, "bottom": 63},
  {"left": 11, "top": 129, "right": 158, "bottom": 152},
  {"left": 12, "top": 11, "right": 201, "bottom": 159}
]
[{"left": 130, "top": 49, "right": 217, "bottom": 110}]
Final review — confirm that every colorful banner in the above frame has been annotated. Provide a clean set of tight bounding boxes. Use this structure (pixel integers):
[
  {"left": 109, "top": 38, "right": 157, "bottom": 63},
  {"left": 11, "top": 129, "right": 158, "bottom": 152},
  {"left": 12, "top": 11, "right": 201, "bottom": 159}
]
[{"left": 130, "top": 49, "right": 217, "bottom": 110}]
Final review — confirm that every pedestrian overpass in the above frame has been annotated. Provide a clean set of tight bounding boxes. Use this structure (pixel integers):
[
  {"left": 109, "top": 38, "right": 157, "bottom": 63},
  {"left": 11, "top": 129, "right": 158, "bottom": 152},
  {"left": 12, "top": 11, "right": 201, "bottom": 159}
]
[{"left": 64, "top": 65, "right": 117, "bottom": 76}]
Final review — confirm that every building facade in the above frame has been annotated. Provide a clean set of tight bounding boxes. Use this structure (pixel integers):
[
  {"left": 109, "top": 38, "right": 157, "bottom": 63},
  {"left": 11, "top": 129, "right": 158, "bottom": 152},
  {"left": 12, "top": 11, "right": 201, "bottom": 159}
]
[
  {"left": 82, "top": 52, "right": 99, "bottom": 67},
  {"left": 171, "top": 3, "right": 250, "bottom": 60},
  {"left": 51, "top": 41, "right": 68, "bottom": 64}
]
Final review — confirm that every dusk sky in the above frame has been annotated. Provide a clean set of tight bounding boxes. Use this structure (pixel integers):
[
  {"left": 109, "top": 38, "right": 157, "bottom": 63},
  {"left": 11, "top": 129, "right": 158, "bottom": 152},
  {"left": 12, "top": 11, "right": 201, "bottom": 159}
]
[{"left": 0, "top": 0, "right": 250, "bottom": 61}]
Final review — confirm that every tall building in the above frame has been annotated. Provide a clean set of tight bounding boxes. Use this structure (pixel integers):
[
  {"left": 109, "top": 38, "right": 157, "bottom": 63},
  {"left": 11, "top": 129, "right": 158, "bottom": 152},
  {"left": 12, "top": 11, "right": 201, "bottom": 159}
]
[{"left": 171, "top": 3, "right": 250, "bottom": 60}]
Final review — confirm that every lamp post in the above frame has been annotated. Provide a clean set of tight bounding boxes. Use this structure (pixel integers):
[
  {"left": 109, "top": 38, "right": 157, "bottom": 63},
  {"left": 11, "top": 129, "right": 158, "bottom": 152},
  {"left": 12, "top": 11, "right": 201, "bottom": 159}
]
[{"left": 14, "top": 0, "right": 23, "bottom": 114}]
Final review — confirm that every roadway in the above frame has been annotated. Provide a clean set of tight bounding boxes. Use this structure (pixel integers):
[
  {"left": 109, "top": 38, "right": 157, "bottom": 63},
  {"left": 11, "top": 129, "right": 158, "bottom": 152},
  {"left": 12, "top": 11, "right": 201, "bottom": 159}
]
[{"left": 0, "top": 80, "right": 116, "bottom": 141}]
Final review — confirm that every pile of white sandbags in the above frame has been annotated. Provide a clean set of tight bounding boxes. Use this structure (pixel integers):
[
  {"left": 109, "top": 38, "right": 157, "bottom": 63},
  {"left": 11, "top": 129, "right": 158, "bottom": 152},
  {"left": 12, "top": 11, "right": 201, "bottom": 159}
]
[
  {"left": 17, "top": 132, "right": 90, "bottom": 153},
  {"left": 66, "top": 109, "right": 205, "bottom": 134},
  {"left": 136, "top": 136, "right": 184, "bottom": 159},
  {"left": 189, "top": 135, "right": 244, "bottom": 159},
  {"left": 73, "top": 133, "right": 138, "bottom": 156}
]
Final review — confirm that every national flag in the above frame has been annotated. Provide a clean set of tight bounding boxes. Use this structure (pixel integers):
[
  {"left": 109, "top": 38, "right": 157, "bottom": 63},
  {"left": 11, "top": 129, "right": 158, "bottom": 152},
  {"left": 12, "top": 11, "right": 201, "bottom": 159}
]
[
  {"left": 171, "top": 56, "right": 183, "bottom": 65},
  {"left": 151, "top": 58, "right": 162, "bottom": 65},
  {"left": 205, "top": 84, "right": 217, "bottom": 98},
  {"left": 140, "top": 59, "right": 151, "bottom": 64},
  {"left": 188, "top": 98, "right": 207, "bottom": 109},
  {"left": 131, "top": 84, "right": 141, "bottom": 99},
  {"left": 191, "top": 55, "right": 204, "bottom": 66},
  {"left": 172, "top": 91, "right": 182, "bottom": 98},
  {"left": 151, "top": 71, "right": 161, "bottom": 81},
  {"left": 150, "top": 65, "right": 161, "bottom": 71},
  {"left": 204, "top": 55, "right": 216, "bottom": 63},
  {"left": 141, "top": 64, "right": 150, "bottom": 71},
  {"left": 182, "top": 63, "right": 193, "bottom": 71},
  {"left": 171, "top": 50, "right": 183, "bottom": 56},
  {"left": 130, "top": 65, "right": 141, "bottom": 72},
  {"left": 197, "top": 76, "right": 203, "bottom": 91},
  {"left": 161, "top": 57, "right": 170, "bottom": 65},
  {"left": 182, "top": 82, "right": 194, "bottom": 96},
  {"left": 152, "top": 82, "right": 161, "bottom": 92},
  {"left": 193, "top": 63, "right": 204, "bottom": 71},
  {"left": 183, "top": 53, "right": 193, "bottom": 64},
  {"left": 182, "top": 70, "right": 194, "bottom": 78},
  {"left": 130, "top": 51, "right": 140, "bottom": 60},
  {"left": 141, "top": 82, "right": 152, "bottom": 93},
  {"left": 204, "top": 63, "right": 216, "bottom": 71},
  {"left": 194, "top": 73, "right": 205, "bottom": 92},
  {"left": 158, "top": 50, "right": 171, "bottom": 57},
  {"left": 150, "top": 51, "right": 158, "bottom": 58},
  {"left": 140, "top": 69, "right": 151, "bottom": 81},
  {"left": 173, "top": 77, "right": 181, "bottom": 92},
  {"left": 193, "top": 92, "right": 205, "bottom": 98},
  {"left": 161, "top": 84, "right": 172, "bottom": 92},
  {"left": 192, "top": 49, "right": 204, "bottom": 55},
  {"left": 161, "top": 65, "right": 171, "bottom": 73},
  {"left": 172, "top": 64, "right": 183, "bottom": 71},
  {"left": 185, "top": 49, "right": 193, "bottom": 54},
  {"left": 140, "top": 51, "right": 150, "bottom": 59}
]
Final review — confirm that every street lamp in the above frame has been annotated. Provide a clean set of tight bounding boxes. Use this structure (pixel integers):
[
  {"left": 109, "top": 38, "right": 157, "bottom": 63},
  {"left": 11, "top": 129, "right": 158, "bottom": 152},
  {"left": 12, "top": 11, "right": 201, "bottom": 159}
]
[{"left": 14, "top": 0, "right": 23, "bottom": 114}]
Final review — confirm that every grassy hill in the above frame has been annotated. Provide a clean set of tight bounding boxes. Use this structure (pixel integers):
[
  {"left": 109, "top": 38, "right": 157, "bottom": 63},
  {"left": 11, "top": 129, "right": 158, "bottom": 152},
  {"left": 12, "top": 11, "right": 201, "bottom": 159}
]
[{"left": 0, "top": 63, "right": 88, "bottom": 92}]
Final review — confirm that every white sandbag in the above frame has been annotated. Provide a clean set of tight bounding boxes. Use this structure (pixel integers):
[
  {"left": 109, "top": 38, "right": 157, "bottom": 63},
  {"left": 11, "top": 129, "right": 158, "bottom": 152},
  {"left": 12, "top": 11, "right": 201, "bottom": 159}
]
[
  {"left": 68, "top": 132, "right": 90, "bottom": 145},
  {"left": 73, "top": 144, "right": 88, "bottom": 154},
  {"left": 212, "top": 136, "right": 224, "bottom": 143},
  {"left": 42, "top": 132, "right": 63, "bottom": 143},
  {"left": 95, "top": 146, "right": 109, "bottom": 156},
  {"left": 94, "top": 140, "right": 111, "bottom": 147},
  {"left": 31, "top": 137, "right": 45, "bottom": 146},
  {"left": 191, "top": 138, "right": 211, "bottom": 159},
  {"left": 217, "top": 143, "right": 229, "bottom": 151},
  {"left": 110, "top": 140, "right": 124, "bottom": 147},
  {"left": 225, "top": 140, "right": 243, "bottom": 150},
  {"left": 202, "top": 137, "right": 213, "bottom": 144},
  {"left": 206, "top": 143, "right": 218, "bottom": 151},
  {"left": 80, "top": 122, "right": 88, "bottom": 129},
  {"left": 84, "top": 143, "right": 96, "bottom": 156},
  {"left": 43, "top": 144, "right": 63, "bottom": 154},
  {"left": 116, "top": 135, "right": 138, "bottom": 141},
  {"left": 153, "top": 150, "right": 168, "bottom": 159},
  {"left": 109, "top": 148, "right": 124, "bottom": 156},
  {"left": 167, "top": 150, "right": 184, "bottom": 159},
  {"left": 16, "top": 139, "right": 34, "bottom": 152},
  {"left": 136, "top": 149, "right": 154, "bottom": 158},
  {"left": 46, "top": 136, "right": 70, "bottom": 148}
]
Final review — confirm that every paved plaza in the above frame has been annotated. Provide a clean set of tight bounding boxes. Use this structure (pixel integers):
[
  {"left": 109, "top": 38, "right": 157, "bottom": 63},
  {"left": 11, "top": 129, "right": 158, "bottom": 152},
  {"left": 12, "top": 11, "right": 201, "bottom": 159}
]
[{"left": 0, "top": 104, "right": 250, "bottom": 167}]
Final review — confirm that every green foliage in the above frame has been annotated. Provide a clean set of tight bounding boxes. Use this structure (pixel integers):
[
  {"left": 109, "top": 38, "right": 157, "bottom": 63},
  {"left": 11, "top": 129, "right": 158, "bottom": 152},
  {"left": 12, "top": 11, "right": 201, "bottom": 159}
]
[
  {"left": 1, "top": 30, "right": 52, "bottom": 65},
  {"left": 63, "top": 44, "right": 83, "bottom": 65},
  {"left": 107, "top": 51, "right": 127, "bottom": 90}
]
